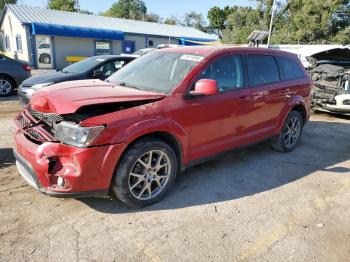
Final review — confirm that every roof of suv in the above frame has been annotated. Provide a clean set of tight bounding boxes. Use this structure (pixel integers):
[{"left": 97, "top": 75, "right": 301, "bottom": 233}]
[{"left": 158, "top": 46, "right": 298, "bottom": 58}]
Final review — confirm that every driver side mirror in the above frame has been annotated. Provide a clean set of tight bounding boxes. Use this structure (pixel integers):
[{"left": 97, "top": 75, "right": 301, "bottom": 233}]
[
  {"left": 189, "top": 79, "right": 219, "bottom": 97},
  {"left": 92, "top": 70, "right": 104, "bottom": 79}
]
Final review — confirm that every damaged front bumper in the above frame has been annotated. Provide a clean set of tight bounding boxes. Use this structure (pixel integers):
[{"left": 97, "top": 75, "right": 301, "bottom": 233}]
[{"left": 13, "top": 129, "right": 125, "bottom": 198}]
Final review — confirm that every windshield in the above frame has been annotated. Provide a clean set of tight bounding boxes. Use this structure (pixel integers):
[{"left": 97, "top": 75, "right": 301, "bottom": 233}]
[
  {"left": 108, "top": 52, "right": 204, "bottom": 93},
  {"left": 62, "top": 57, "right": 106, "bottom": 74}
]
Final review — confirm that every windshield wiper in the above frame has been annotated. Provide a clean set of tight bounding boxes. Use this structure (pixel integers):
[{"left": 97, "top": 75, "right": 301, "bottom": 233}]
[{"left": 119, "top": 81, "right": 143, "bottom": 90}]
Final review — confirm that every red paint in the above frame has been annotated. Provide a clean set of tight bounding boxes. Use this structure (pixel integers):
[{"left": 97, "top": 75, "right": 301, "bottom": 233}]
[
  {"left": 14, "top": 47, "right": 312, "bottom": 196},
  {"left": 191, "top": 79, "right": 219, "bottom": 96}
]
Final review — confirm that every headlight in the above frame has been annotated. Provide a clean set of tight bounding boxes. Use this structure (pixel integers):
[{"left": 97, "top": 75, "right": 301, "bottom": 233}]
[
  {"left": 54, "top": 121, "right": 105, "bottom": 147},
  {"left": 32, "top": 82, "right": 53, "bottom": 90}
]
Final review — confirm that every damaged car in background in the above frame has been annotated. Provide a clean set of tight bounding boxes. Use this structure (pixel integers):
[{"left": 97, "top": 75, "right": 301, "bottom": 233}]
[{"left": 308, "top": 48, "right": 350, "bottom": 115}]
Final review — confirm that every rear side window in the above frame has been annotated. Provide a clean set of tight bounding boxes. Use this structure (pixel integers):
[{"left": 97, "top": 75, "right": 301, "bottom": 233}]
[
  {"left": 198, "top": 54, "right": 244, "bottom": 92},
  {"left": 246, "top": 55, "right": 280, "bottom": 86},
  {"left": 277, "top": 56, "right": 305, "bottom": 80}
]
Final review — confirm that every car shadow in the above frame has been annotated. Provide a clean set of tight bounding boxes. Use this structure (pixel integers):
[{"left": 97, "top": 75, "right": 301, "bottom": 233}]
[
  {"left": 0, "top": 96, "right": 19, "bottom": 102},
  {"left": 0, "top": 148, "right": 16, "bottom": 170},
  {"left": 78, "top": 120, "right": 349, "bottom": 213}
]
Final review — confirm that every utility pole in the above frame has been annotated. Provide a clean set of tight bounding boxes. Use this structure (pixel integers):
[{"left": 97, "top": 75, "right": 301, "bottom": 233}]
[
  {"left": 75, "top": 0, "right": 80, "bottom": 12},
  {"left": 267, "top": 0, "right": 277, "bottom": 48}
]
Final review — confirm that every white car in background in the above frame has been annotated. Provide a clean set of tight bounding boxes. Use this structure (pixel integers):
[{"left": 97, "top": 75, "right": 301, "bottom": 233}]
[{"left": 37, "top": 43, "right": 51, "bottom": 64}]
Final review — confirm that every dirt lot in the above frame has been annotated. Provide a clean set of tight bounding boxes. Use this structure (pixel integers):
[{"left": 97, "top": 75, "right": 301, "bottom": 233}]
[{"left": 0, "top": 97, "right": 350, "bottom": 262}]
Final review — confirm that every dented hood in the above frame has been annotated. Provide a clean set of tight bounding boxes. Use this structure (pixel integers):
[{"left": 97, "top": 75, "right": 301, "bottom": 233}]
[
  {"left": 30, "top": 80, "right": 166, "bottom": 114},
  {"left": 307, "top": 48, "right": 350, "bottom": 64}
]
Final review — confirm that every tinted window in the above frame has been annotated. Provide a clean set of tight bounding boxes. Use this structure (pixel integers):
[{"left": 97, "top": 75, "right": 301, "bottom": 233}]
[
  {"left": 198, "top": 55, "right": 244, "bottom": 92},
  {"left": 277, "top": 56, "right": 304, "bottom": 80},
  {"left": 95, "top": 60, "right": 128, "bottom": 78},
  {"left": 63, "top": 57, "right": 107, "bottom": 74},
  {"left": 246, "top": 55, "right": 280, "bottom": 86}
]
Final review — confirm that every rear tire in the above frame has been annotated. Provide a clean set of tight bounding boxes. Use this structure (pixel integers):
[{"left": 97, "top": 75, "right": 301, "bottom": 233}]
[
  {"left": 270, "top": 110, "right": 303, "bottom": 152},
  {"left": 0, "top": 75, "right": 15, "bottom": 97},
  {"left": 112, "top": 138, "right": 178, "bottom": 207}
]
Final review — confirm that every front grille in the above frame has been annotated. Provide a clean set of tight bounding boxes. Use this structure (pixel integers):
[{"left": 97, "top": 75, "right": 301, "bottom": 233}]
[
  {"left": 15, "top": 107, "right": 61, "bottom": 144},
  {"left": 18, "top": 115, "right": 31, "bottom": 128},
  {"left": 28, "top": 107, "right": 64, "bottom": 127},
  {"left": 26, "top": 129, "right": 45, "bottom": 141}
]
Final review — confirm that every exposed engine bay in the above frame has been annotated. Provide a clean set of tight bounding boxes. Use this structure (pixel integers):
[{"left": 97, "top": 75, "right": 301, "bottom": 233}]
[
  {"left": 307, "top": 48, "right": 350, "bottom": 115},
  {"left": 15, "top": 99, "right": 160, "bottom": 145}
]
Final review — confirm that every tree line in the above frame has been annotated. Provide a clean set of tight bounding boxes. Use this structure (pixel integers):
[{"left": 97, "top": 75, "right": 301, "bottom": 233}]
[
  {"left": 208, "top": 0, "right": 350, "bottom": 45},
  {"left": 1, "top": 0, "right": 349, "bottom": 45}
]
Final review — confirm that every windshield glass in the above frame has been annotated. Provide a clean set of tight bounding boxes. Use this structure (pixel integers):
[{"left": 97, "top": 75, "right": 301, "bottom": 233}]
[
  {"left": 62, "top": 57, "right": 106, "bottom": 74},
  {"left": 108, "top": 52, "right": 204, "bottom": 93}
]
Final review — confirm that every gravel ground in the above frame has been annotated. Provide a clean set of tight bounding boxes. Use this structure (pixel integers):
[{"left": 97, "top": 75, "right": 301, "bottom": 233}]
[{"left": 0, "top": 97, "right": 350, "bottom": 262}]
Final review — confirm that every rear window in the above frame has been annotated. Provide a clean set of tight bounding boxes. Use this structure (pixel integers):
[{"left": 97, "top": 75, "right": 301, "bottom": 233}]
[
  {"left": 246, "top": 55, "right": 280, "bottom": 86},
  {"left": 277, "top": 56, "right": 305, "bottom": 80}
]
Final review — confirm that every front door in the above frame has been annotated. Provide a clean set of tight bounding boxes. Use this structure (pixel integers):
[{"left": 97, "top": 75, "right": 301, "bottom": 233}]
[
  {"left": 122, "top": 40, "right": 135, "bottom": 54},
  {"left": 184, "top": 54, "right": 253, "bottom": 161}
]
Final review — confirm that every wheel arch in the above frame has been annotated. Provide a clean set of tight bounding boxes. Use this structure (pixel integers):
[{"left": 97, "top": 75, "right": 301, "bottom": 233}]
[
  {"left": 275, "top": 96, "right": 308, "bottom": 134},
  {"left": 122, "top": 131, "right": 184, "bottom": 172},
  {"left": 291, "top": 103, "right": 307, "bottom": 124}
]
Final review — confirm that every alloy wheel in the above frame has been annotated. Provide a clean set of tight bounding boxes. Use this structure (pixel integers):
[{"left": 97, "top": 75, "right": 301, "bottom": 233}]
[
  {"left": 0, "top": 79, "right": 12, "bottom": 95},
  {"left": 128, "top": 150, "right": 171, "bottom": 201},
  {"left": 283, "top": 116, "right": 301, "bottom": 148}
]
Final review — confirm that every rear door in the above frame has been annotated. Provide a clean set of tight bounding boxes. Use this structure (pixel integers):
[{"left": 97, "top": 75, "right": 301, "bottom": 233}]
[{"left": 243, "top": 54, "right": 286, "bottom": 139}]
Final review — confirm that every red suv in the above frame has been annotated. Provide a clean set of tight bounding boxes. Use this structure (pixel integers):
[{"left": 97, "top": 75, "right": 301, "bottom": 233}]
[{"left": 14, "top": 47, "right": 311, "bottom": 207}]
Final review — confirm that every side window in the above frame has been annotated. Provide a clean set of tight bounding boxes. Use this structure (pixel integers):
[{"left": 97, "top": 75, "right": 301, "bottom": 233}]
[
  {"left": 197, "top": 55, "right": 244, "bottom": 92},
  {"left": 95, "top": 41, "right": 111, "bottom": 55},
  {"left": 246, "top": 55, "right": 280, "bottom": 86},
  {"left": 95, "top": 61, "right": 118, "bottom": 78},
  {"left": 16, "top": 35, "right": 23, "bottom": 53},
  {"left": 114, "top": 60, "right": 126, "bottom": 70},
  {"left": 4, "top": 35, "right": 10, "bottom": 51},
  {"left": 277, "top": 56, "right": 305, "bottom": 80}
]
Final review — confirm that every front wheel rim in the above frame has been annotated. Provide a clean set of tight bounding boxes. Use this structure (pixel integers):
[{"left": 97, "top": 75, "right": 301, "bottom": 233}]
[
  {"left": 128, "top": 150, "right": 171, "bottom": 201},
  {"left": 283, "top": 117, "right": 301, "bottom": 148},
  {"left": 0, "top": 80, "right": 12, "bottom": 95}
]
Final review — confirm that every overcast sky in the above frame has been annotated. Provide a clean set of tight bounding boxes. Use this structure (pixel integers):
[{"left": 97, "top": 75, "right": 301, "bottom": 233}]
[{"left": 20, "top": 0, "right": 253, "bottom": 20}]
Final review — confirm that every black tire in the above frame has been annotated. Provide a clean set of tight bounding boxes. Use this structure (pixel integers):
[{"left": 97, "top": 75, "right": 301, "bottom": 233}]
[
  {"left": 0, "top": 75, "right": 15, "bottom": 97},
  {"left": 40, "top": 54, "right": 51, "bottom": 64},
  {"left": 270, "top": 110, "right": 304, "bottom": 152},
  {"left": 112, "top": 138, "right": 178, "bottom": 207}
]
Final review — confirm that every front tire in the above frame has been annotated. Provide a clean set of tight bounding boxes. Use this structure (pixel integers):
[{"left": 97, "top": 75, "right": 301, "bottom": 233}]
[
  {"left": 270, "top": 110, "right": 303, "bottom": 152},
  {"left": 112, "top": 138, "right": 178, "bottom": 207},
  {"left": 0, "top": 76, "right": 15, "bottom": 96}
]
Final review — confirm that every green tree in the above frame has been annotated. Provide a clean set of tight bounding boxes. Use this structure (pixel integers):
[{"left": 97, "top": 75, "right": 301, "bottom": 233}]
[
  {"left": 212, "top": 0, "right": 350, "bottom": 44},
  {"left": 183, "top": 11, "right": 206, "bottom": 31},
  {"left": 145, "top": 13, "right": 161, "bottom": 23},
  {"left": 164, "top": 17, "right": 177, "bottom": 25},
  {"left": 104, "top": 0, "right": 147, "bottom": 20},
  {"left": 207, "top": 6, "right": 227, "bottom": 37},
  {"left": 1, "top": 0, "right": 17, "bottom": 11},
  {"left": 48, "top": 0, "right": 76, "bottom": 12},
  {"left": 79, "top": 9, "right": 93, "bottom": 15}
]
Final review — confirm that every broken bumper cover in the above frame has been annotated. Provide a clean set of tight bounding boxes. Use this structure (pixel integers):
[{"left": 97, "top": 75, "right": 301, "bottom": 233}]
[
  {"left": 13, "top": 130, "right": 126, "bottom": 198},
  {"left": 323, "top": 94, "right": 350, "bottom": 115}
]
